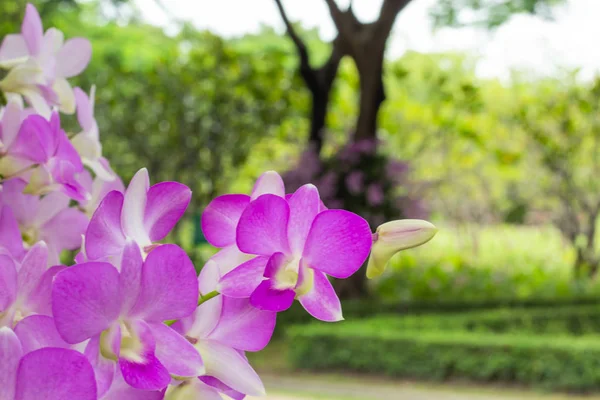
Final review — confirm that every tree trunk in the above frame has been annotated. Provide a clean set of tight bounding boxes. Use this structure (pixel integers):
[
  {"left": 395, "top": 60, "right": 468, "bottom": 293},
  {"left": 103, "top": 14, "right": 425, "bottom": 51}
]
[{"left": 354, "top": 58, "right": 385, "bottom": 141}]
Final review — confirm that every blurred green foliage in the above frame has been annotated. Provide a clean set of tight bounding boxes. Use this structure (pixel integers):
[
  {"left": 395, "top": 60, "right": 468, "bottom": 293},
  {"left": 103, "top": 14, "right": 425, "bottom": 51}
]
[
  {"left": 2, "top": 1, "right": 596, "bottom": 278},
  {"left": 288, "top": 314, "right": 600, "bottom": 391}
]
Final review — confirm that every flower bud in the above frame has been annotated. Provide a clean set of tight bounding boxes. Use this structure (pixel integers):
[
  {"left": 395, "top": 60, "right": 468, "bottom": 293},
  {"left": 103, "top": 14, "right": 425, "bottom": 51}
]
[{"left": 366, "top": 219, "right": 437, "bottom": 279}]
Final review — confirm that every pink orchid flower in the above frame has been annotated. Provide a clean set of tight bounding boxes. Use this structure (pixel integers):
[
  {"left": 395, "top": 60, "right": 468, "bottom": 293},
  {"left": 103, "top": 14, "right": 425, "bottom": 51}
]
[
  {"left": 0, "top": 101, "right": 36, "bottom": 179},
  {"left": 0, "top": 204, "right": 25, "bottom": 261},
  {"left": 171, "top": 261, "right": 275, "bottom": 398},
  {"left": 76, "top": 164, "right": 125, "bottom": 218},
  {"left": 51, "top": 242, "right": 203, "bottom": 392},
  {"left": 71, "top": 86, "right": 115, "bottom": 181},
  {"left": 0, "top": 3, "right": 92, "bottom": 115},
  {"left": 0, "top": 327, "right": 97, "bottom": 400},
  {"left": 84, "top": 168, "right": 191, "bottom": 265},
  {"left": 1, "top": 111, "right": 88, "bottom": 201},
  {"left": 0, "top": 241, "right": 65, "bottom": 327},
  {"left": 205, "top": 171, "right": 373, "bottom": 321},
  {"left": 1, "top": 178, "right": 88, "bottom": 265}
]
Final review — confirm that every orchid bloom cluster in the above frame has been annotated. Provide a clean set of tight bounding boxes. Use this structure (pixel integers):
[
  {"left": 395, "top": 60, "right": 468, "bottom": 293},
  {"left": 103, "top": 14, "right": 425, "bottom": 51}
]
[{"left": 0, "top": 4, "right": 437, "bottom": 400}]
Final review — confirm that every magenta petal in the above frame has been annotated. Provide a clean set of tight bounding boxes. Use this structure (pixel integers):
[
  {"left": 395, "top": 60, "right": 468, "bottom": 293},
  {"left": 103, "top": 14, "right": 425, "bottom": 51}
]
[
  {"left": 144, "top": 182, "right": 191, "bottom": 242},
  {"left": 118, "top": 240, "right": 143, "bottom": 315},
  {"left": 119, "top": 351, "right": 170, "bottom": 391},
  {"left": 0, "top": 327, "right": 22, "bottom": 400},
  {"left": 0, "top": 254, "right": 17, "bottom": 310},
  {"left": 52, "top": 262, "right": 120, "bottom": 344},
  {"left": 298, "top": 270, "right": 343, "bottom": 322},
  {"left": 0, "top": 205, "right": 24, "bottom": 259},
  {"left": 14, "top": 315, "right": 70, "bottom": 354},
  {"left": 302, "top": 210, "right": 372, "bottom": 279},
  {"left": 24, "top": 265, "right": 66, "bottom": 316},
  {"left": 236, "top": 194, "right": 290, "bottom": 255},
  {"left": 101, "top": 367, "right": 164, "bottom": 400},
  {"left": 85, "top": 190, "right": 126, "bottom": 260},
  {"left": 217, "top": 256, "right": 269, "bottom": 298},
  {"left": 208, "top": 296, "right": 276, "bottom": 351},
  {"left": 287, "top": 184, "right": 320, "bottom": 254},
  {"left": 182, "top": 261, "right": 222, "bottom": 338},
  {"left": 41, "top": 207, "right": 88, "bottom": 252},
  {"left": 16, "top": 241, "right": 48, "bottom": 302},
  {"left": 250, "top": 280, "right": 295, "bottom": 312},
  {"left": 21, "top": 4, "right": 43, "bottom": 55},
  {"left": 250, "top": 171, "right": 285, "bottom": 200},
  {"left": 263, "top": 252, "right": 288, "bottom": 279},
  {"left": 130, "top": 244, "right": 198, "bottom": 322},
  {"left": 148, "top": 322, "right": 204, "bottom": 377},
  {"left": 15, "top": 348, "right": 97, "bottom": 400},
  {"left": 11, "top": 115, "right": 55, "bottom": 163},
  {"left": 201, "top": 194, "right": 250, "bottom": 247},
  {"left": 56, "top": 38, "right": 92, "bottom": 78}
]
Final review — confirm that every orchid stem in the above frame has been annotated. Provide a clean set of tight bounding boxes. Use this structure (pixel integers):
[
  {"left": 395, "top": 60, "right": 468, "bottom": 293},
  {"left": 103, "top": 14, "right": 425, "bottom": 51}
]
[
  {"left": 163, "top": 290, "right": 220, "bottom": 327},
  {"left": 198, "top": 290, "right": 219, "bottom": 306}
]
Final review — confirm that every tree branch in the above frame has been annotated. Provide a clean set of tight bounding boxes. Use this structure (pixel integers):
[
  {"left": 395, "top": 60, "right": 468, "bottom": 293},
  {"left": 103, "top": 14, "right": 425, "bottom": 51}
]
[
  {"left": 324, "top": 0, "right": 355, "bottom": 40},
  {"left": 375, "top": 0, "right": 414, "bottom": 39}
]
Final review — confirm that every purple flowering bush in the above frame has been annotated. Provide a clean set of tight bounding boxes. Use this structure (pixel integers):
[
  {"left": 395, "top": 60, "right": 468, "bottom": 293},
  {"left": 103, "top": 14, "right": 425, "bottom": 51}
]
[
  {"left": 283, "top": 139, "right": 428, "bottom": 230},
  {"left": 0, "top": 5, "right": 436, "bottom": 399}
]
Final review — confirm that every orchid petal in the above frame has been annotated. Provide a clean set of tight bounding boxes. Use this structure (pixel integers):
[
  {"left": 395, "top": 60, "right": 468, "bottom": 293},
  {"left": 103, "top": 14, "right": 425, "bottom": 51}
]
[
  {"left": 195, "top": 340, "right": 265, "bottom": 396},
  {"left": 208, "top": 296, "right": 276, "bottom": 351},
  {"left": 149, "top": 322, "right": 204, "bottom": 378},
  {"left": 14, "top": 315, "right": 70, "bottom": 354},
  {"left": 121, "top": 168, "right": 150, "bottom": 246},
  {"left": 0, "top": 255, "right": 17, "bottom": 311},
  {"left": 53, "top": 77, "right": 76, "bottom": 114},
  {"left": 250, "top": 280, "right": 295, "bottom": 312},
  {"left": 303, "top": 210, "right": 372, "bottom": 279},
  {"left": 0, "top": 206, "right": 24, "bottom": 259},
  {"left": 118, "top": 240, "right": 143, "bottom": 315},
  {"left": 52, "top": 262, "right": 120, "bottom": 343},
  {"left": 85, "top": 190, "right": 125, "bottom": 261},
  {"left": 298, "top": 269, "right": 343, "bottom": 321},
  {"left": 236, "top": 194, "right": 290, "bottom": 255},
  {"left": 201, "top": 194, "right": 250, "bottom": 247},
  {"left": 217, "top": 256, "right": 269, "bottom": 298},
  {"left": 56, "top": 38, "right": 91, "bottom": 78},
  {"left": 0, "top": 34, "right": 28, "bottom": 66},
  {"left": 250, "top": 170, "right": 285, "bottom": 200},
  {"left": 144, "top": 181, "right": 191, "bottom": 242},
  {"left": 21, "top": 4, "right": 43, "bottom": 56},
  {"left": 130, "top": 244, "right": 198, "bottom": 322},
  {"left": 15, "top": 348, "right": 97, "bottom": 400},
  {"left": 16, "top": 241, "right": 48, "bottom": 304},
  {"left": 0, "top": 327, "right": 22, "bottom": 400},
  {"left": 287, "top": 184, "right": 320, "bottom": 255}
]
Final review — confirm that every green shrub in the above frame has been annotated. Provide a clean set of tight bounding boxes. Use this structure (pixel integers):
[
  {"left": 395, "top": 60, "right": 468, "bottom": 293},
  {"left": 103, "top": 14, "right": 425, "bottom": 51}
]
[
  {"left": 367, "top": 305, "right": 600, "bottom": 335},
  {"left": 273, "top": 297, "right": 600, "bottom": 337},
  {"left": 288, "top": 323, "right": 600, "bottom": 391}
]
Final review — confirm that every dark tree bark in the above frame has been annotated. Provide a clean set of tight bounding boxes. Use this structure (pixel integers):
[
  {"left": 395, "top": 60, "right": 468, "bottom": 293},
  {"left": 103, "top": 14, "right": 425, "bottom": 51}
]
[
  {"left": 274, "top": 0, "right": 346, "bottom": 154},
  {"left": 274, "top": 0, "right": 413, "bottom": 298}
]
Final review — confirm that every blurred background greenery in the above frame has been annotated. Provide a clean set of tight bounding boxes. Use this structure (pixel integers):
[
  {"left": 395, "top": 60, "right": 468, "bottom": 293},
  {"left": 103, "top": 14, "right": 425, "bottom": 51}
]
[{"left": 4, "top": 0, "right": 600, "bottom": 397}]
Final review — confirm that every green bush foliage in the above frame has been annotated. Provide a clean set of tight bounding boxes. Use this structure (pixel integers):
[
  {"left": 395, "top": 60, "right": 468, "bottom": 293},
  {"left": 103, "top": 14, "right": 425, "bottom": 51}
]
[{"left": 288, "top": 315, "right": 600, "bottom": 391}]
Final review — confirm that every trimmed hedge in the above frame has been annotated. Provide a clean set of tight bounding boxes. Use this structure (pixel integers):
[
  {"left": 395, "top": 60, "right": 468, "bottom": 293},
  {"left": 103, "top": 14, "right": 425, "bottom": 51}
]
[
  {"left": 287, "top": 324, "right": 600, "bottom": 391},
  {"left": 371, "top": 305, "right": 600, "bottom": 335},
  {"left": 279, "top": 296, "right": 600, "bottom": 323}
]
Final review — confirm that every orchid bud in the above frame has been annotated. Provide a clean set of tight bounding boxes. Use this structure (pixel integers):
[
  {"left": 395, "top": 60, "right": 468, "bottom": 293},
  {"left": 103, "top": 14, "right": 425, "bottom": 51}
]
[{"left": 366, "top": 219, "right": 437, "bottom": 279}]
